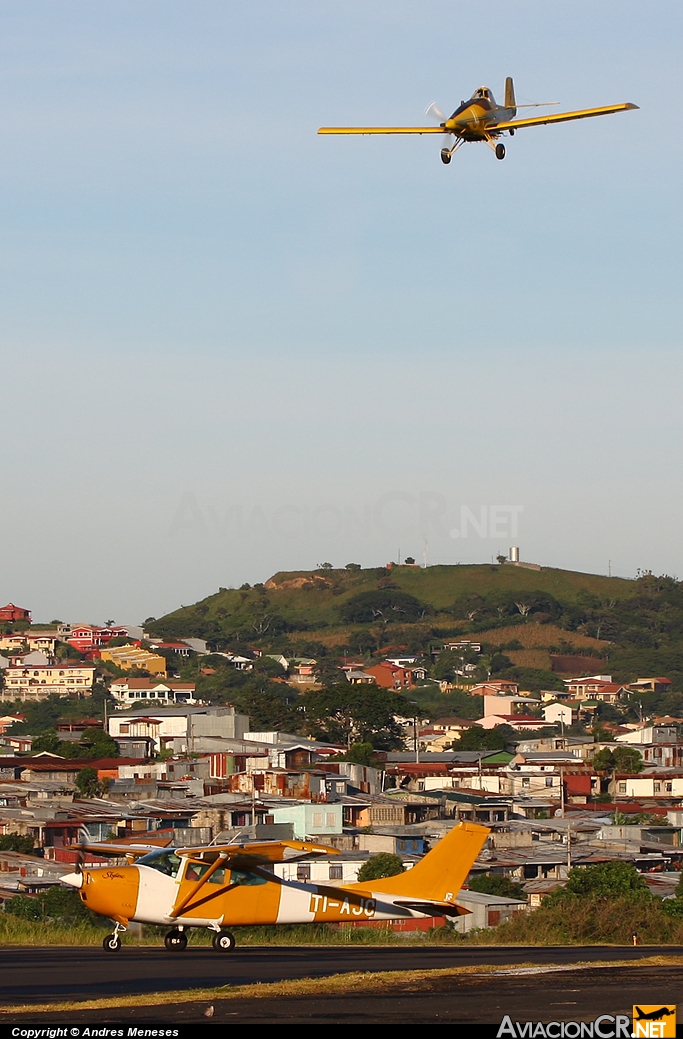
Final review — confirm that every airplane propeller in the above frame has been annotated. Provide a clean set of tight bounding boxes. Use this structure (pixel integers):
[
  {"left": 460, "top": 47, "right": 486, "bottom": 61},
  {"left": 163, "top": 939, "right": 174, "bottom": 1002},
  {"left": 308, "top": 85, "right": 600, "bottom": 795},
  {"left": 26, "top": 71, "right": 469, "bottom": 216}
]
[
  {"left": 424, "top": 101, "right": 446, "bottom": 123},
  {"left": 425, "top": 101, "right": 453, "bottom": 157},
  {"left": 74, "top": 841, "right": 86, "bottom": 874}
]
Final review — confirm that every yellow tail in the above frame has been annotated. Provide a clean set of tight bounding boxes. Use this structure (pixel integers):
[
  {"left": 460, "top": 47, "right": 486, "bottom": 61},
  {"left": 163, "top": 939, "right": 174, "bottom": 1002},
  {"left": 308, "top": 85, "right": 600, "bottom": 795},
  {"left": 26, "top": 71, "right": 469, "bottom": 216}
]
[{"left": 347, "top": 821, "right": 489, "bottom": 902}]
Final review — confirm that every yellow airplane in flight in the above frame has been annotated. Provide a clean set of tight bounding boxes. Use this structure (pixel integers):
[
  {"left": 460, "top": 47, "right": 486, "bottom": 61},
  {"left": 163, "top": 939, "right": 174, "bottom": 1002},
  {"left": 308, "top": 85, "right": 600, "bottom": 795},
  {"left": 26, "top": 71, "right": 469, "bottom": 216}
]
[
  {"left": 318, "top": 78, "right": 638, "bottom": 163},
  {"left": 61, "top": 820, "right": 489, "bottom": 952}
]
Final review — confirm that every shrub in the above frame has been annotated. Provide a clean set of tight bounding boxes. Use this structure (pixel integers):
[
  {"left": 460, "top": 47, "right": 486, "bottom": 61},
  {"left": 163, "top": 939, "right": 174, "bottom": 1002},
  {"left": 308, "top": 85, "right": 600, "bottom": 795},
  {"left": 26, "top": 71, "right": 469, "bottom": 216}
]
[
  {"left": 468, "top": 874, "right": 526, "bottom": 900},
  {"left": 357, "top": 853, "right": 405, "bottom": 882}
]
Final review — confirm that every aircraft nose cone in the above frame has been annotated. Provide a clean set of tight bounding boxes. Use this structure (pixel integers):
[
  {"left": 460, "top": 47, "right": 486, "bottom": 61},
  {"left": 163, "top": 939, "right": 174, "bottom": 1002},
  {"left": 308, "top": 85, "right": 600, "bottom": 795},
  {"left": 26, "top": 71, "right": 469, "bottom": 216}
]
[{"left": 61, "top": 871, "right": 83, "bottom": 889}]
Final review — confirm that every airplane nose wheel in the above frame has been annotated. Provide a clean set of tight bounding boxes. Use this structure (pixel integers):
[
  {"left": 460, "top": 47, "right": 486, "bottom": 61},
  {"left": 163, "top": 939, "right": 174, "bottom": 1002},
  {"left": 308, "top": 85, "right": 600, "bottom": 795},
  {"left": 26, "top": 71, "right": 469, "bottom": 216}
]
[
  {"left": 102, "top": 933, "right": 121, "bottom": 952},
  {"left": 212, "top": 929, "right": 236, "bottom": 952},
  {"left": 164, "top": 928, "right": 188, "bottom": 951},
  {"left": 440, "top": 148, "right": 451, "bottom": 164},
  {"left": 495, "top": 143, "right": 506, "bottom": 160}
]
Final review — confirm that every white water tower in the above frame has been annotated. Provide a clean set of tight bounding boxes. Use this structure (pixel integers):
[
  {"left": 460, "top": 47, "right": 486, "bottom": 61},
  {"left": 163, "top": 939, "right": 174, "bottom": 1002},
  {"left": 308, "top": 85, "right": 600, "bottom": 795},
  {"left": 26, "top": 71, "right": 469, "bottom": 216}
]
[{"left": 509, "top": 546, "right": 519, "bottom": 562}]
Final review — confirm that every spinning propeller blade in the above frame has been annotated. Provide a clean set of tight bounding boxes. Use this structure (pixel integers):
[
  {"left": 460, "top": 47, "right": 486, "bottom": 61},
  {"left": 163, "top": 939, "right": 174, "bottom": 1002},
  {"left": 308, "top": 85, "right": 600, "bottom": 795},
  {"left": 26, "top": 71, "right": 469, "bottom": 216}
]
[{"left": 424, "top": 101, "right": 446, "bottom": 122}]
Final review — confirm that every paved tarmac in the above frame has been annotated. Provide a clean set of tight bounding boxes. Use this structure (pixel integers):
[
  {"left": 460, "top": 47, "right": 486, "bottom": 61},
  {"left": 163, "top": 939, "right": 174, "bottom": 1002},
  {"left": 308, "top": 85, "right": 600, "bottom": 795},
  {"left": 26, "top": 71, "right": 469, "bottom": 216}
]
[
  {"left": 0, "top": 944, "right": 679, "bottom": 1006},
  {"left": 2, "top": 962, "right": 683, "bottom": 1025}
]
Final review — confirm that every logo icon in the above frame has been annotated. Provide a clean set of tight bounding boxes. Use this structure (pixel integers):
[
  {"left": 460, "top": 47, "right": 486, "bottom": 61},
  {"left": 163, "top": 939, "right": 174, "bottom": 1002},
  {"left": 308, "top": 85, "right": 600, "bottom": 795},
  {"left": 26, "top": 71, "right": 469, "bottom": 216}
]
[{"left": 632, "top": 1005, "right": 676, "bottom": 1038}]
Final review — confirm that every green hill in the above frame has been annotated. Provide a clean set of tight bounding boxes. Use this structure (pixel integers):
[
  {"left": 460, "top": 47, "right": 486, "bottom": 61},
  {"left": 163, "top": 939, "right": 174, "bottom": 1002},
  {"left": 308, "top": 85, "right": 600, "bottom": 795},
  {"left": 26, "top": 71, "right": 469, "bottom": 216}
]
[
  {"left": 150, "top": 563, "right": 637, "bottom": 644},
  {"left": 147, "top": 564, "right": 683, "bottom": 725},
  {"left": 151, "top": 563, "right": 637, "bottom": 640}
]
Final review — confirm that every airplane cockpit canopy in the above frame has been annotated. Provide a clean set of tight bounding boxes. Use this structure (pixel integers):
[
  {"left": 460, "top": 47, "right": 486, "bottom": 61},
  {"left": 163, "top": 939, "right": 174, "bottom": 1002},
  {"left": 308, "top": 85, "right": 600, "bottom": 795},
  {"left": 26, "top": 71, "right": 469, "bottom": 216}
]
[{"left": 472, "top": 87, "right": 494, "bottom": 101}]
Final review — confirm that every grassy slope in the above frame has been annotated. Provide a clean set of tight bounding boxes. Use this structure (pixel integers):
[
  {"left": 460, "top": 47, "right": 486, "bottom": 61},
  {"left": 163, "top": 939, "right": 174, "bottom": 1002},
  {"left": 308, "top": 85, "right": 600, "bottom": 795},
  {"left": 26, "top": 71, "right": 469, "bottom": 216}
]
[{"left": 153, "top": 564, "right": 636, "bottom": 638}]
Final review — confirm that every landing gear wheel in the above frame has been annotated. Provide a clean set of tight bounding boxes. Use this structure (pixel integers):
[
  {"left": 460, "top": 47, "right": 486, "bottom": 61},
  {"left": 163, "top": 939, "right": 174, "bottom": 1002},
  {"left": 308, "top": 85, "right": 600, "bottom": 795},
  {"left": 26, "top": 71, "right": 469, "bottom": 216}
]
[
  {"left": 212, "top": 929, "right": 236, "bottom": 952},
  {"left": 495, "top": 143, "right": 506, "bottom": 160},
  {"left": 164, "top": 929, "right": 188, "bottom": 951},
  {"left": 103, "top": 933, "right": 121, "bottom": 952},
  {"left": 440, "top": 148, "right": 451, "bottom": 165}
]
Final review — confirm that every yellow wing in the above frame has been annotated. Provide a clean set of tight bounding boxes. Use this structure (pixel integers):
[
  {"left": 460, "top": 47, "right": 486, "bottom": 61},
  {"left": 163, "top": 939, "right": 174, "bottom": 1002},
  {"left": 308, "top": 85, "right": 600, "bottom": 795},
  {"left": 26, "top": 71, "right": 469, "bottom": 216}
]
[
  {"left": 175, "top": 839, "right": 339, "bottom": 863},
  {"left": 78, "top": 838, "right": 173, "bottom": 862},
  {"left": 318, "top": 126, "right": 445, "bottom": 135},
  {"left": 494, "top": 102, "right": 638, "bottom": 131}
]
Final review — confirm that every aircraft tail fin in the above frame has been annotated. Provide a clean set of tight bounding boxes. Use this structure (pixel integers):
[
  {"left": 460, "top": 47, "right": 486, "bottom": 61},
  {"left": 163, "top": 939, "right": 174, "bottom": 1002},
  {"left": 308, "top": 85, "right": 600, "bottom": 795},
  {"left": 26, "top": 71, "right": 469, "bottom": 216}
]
[
  {"left": 505, "top": 76, "right": 516, "bottom": 112},
  {"left": 348, "top": 821, "right": 489, "bottom": 903}
]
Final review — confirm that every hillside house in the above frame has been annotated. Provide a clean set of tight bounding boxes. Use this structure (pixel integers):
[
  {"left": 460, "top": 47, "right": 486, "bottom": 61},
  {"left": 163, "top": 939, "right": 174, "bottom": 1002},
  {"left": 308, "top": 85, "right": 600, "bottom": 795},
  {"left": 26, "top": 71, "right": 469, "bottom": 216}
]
[
  {"left": 109, "top": 678, "right": 198, "bottom": 707},
  {"left": 64, "top": 624, "right": 129, "bottom": 654},
  {"left": 100, "top": 646, "right": 167, "bottom": 676},
  {"left": 0, "top": 664, "right": 96, "bottom": 702},
  {"left": 0, "top": 604, "right": 31, "bottom": 624}
]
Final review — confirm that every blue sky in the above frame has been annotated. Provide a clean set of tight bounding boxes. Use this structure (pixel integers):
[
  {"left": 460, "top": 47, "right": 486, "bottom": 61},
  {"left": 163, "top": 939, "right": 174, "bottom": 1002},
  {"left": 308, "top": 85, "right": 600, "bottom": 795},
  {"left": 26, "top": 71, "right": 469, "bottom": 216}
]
[{"left": 0, "top": 1, "right": 681, "bottom": 622}]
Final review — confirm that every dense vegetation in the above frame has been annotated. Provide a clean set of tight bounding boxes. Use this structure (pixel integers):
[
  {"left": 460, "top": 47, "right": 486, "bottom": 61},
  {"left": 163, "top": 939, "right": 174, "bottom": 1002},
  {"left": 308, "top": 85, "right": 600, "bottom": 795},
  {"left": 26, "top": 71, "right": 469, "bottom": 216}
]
[{"left": 465, "top": 862, "right": 683, "bottom": 945}]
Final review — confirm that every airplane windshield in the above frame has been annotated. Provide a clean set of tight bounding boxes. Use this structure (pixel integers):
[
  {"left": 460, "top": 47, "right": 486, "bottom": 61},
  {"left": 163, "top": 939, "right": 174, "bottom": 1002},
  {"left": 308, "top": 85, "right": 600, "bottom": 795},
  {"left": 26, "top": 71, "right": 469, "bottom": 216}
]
[{"left": 137, "top": 849, "right": 182, "bottom": 878}]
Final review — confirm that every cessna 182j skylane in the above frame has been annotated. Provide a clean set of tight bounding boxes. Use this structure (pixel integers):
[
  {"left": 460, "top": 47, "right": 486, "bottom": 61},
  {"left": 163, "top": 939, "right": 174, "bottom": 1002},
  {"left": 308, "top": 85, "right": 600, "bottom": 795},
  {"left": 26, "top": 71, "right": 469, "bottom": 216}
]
[
  {"left": 61, "top": 821, "right": 489, "bottom": 952},
  {"left": 318, "top": 78, "right": 638, "bottom": 162}
]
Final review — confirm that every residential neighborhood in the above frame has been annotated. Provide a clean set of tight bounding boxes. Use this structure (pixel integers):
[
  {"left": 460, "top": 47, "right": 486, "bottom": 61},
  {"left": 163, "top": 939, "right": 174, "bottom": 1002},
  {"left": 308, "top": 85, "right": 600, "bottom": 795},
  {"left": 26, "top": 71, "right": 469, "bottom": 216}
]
[{"left": 3, "top": 576, "right": 683, "bottom": 936}]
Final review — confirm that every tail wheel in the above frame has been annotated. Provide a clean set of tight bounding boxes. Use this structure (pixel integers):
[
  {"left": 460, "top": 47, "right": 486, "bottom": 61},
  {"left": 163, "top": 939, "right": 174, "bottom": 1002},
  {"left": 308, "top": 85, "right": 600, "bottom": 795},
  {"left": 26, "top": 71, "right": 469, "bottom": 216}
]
[
  {"left": 495, "top": 143, "right": 506, "bottom": 160},
  {"left": 212, "top": 929, "right": 236, "bottom": 952},
  {"left": 103, "top": 933, "right": 121, "bottom": 952},
  {"left": 440, "top": 148, "right": 451, "bottom": 165},
  {"left": 164, "top": 929, "right": 188, "bottom": 951}
]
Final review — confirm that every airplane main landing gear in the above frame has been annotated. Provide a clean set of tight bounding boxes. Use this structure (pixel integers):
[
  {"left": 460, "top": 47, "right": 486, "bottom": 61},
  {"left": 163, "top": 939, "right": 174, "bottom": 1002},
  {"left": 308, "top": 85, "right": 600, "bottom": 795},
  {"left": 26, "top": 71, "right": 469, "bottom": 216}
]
[
  {"left": 440, "top": 148, "right": 451, "bottom": 164},
  {"left": 212, "top": 929, "right": 236, "bottom": 952},
  {"left": 164, "top": 928, "right": 188, "bottom": 951},
  {"left": 495, "top": 143, "right": 506, "bottom": 160}
]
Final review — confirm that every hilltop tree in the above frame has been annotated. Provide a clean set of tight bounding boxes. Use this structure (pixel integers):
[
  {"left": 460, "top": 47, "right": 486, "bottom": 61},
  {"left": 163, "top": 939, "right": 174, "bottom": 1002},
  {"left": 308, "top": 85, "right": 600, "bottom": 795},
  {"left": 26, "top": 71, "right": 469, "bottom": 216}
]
[
  {"left": 76, "top": 767, "right": 101, "bottom": 798},
  {"left": 339, "top": 591, "right": 429, "bottom": 625},
  {"left": 302, "top": 685, "right": 406, "bottom": 749},
  {"left": 455, "top": 727, "right": 513, "bottom": 751},
  {"left": 592, "top": 746, "right": 644, "bottom": 775}
]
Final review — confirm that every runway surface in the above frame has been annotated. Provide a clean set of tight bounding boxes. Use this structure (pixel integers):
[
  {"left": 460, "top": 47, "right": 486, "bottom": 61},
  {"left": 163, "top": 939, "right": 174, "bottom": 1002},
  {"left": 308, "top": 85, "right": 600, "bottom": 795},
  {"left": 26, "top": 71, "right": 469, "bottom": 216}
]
[{"left": 0, "top": 944, "right": 679, "bottom": 1006}]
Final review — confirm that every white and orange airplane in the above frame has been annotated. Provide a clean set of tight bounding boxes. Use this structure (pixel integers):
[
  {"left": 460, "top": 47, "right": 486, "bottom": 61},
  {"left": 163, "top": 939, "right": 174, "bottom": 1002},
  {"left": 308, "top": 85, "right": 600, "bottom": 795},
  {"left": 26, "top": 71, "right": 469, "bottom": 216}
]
[
  {"left": 318, "top": 77, "right": 637, "bottom": 163},
  {"left": 61, "top": 821, "right": 489, "bottom": 952}
]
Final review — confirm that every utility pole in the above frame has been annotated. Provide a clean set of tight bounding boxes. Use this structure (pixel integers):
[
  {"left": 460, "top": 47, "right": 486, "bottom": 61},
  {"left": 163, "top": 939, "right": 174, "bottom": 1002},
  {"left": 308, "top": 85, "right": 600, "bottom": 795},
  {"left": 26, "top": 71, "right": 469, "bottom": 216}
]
[{"left": 567, "top": 821, "right": 572, "bottom": 873}]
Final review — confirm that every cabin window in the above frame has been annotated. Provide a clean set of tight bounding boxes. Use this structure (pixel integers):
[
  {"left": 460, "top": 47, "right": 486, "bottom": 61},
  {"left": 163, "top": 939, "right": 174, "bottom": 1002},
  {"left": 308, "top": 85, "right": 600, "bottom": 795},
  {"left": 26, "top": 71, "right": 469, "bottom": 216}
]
[
  {"left": 230, "top": 868, "right": 267, "bottom": 887},
  {"left": 185, "top": 862, "right": 227, "bottom": 885},
  {"left": 137, "top": 850, "right": 182, "bottom": 878}
]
